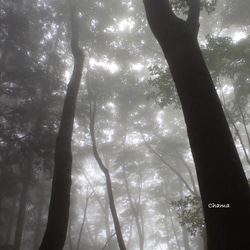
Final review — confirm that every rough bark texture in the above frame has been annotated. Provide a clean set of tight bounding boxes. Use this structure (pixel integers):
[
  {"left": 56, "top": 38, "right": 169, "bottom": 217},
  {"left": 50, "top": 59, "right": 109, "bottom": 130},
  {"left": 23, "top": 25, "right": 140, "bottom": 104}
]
[
  {"left": 143, "top": 0, "right": 250, "bottom": 249},
  {"left": 39, "top": 3, "right": 84, "bottom": 250}
]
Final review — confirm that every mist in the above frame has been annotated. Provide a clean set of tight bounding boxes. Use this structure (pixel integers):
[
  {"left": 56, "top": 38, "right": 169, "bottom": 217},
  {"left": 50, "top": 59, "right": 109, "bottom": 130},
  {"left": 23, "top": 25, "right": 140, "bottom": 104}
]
[{"left": 1, "top": 0, "right": 250, "bottom": 249}]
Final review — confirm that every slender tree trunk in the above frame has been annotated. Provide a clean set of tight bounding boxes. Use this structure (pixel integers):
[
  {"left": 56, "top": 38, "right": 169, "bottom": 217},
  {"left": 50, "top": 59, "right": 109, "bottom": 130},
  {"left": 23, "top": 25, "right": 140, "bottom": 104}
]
[
  {"left": 175, "top": 150, "right": 199, "bottom": 196},
  {"left": 76, "top": 193, "right": 92, "bottom": 250},
  {"left": 122, "top": 164, "right": 144, "bottom": 250},
  {"left": 224, "top": 107, "right": 250, "bottom": 165},
  {"left": 88, "top": 90, "right": 126, "bottom": 250},
  {"left": 39, "top": 2, "right": 84, "bottom": 249},
  {"left": 178, "top": 180, "right": 190, "bottom": 250},
  {"left": 33, "top": 175, "right": 46, "bottom": 250},
  {"left": 166, "top": 206, "right": 181, "bottom": 250},
  {"left": 5, "top": 197, "right": 16, "bottom": 246},
  {"left": 143, "top": 1, "right": 250, "bottom": 249},
  {"left": 13, "top": 180, "right": 29, "bottom": 250},
  {"left": 233, "top": 89, "right": 250, "bottom": 151},
  {"left": 104, "top": 192, "right": 111, "bottom": 239},
  {"left": 86, "top": 218, "right": 95, "bottom": 246},
  {"left": 182, "top": 226, "right": 190, "bottom": 250}
]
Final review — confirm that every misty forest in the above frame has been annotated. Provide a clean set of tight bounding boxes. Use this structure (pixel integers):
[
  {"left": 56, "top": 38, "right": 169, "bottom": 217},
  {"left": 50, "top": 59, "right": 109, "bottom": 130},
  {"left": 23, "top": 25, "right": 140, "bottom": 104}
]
[{"left": 1, "top": 0, "right": 250, "bottom": 249}]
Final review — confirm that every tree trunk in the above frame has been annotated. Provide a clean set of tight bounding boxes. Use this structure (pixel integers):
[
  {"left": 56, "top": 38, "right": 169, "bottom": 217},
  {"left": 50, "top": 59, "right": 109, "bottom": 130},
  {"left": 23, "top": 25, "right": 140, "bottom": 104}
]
[
  {"left": 39, "top": 2, "right": 84, "bottom": 249},
  {"left": 13, "top": 180, "right": 29, "bottom": 250},
  {"left": 33, "top": 175, "right": 46, "bottom": 250},
  {"left": 76, "top": 193, "right": 92, "bottom": 250},
  {"left": 122, "top": 164, "right": 144, "bottom": 250},
  {"left": 143, "top": 1, "right": 250, "bottom": 249},
  {"left": 5, "top": 197, "right": 16, "bottom": 246},
  {"left": 104, "top": 191, "right": 111, "bottom": 240},
  {"left": 166, "top": 205, "right": 181, "bottom": 250},
  {"left": 179, "top": 180, "right": 190, "bottom": 250},
  {"left": 88, "top": 90, "right": 126, "bottom": 250}
]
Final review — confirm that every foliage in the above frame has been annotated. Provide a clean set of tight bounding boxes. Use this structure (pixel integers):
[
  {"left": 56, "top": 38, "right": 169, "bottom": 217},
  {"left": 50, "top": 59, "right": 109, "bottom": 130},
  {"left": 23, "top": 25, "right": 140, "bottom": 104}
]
[
  {"left": 147, "top": 65, "right": 181, "bottom": 109},
  {"left": 222, "top": 0, "right": 250, "bottom": 27},
  {"left": 171, "top": 195, "right": 205, "bottom": 237},
  {"left": 170, "top": 0, "right": 218, "bottom": 16},
  {"left": 1, "top": 0, "right": 250, "bottom": 249}
]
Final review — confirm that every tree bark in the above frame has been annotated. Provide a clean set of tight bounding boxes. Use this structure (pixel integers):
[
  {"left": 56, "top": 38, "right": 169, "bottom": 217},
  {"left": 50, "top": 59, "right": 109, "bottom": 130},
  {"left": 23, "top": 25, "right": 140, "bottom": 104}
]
[
  {"left": 88, "top": 89, "right": 126, "bottom": 250},
  {"left": 33, "top": 174, "right": 46, "bottom": 250},
  {"left": 143, "top": 0, "right": 250, "bottom": 249},
  {"left": 39, "top": 2, "right": 84, "bottom": 249},
  {"left": 13, "top": 180, "right": 29, "bottom": 250},
  {"left": 5, "top": 197, "right": 16, "bottom": 246}
]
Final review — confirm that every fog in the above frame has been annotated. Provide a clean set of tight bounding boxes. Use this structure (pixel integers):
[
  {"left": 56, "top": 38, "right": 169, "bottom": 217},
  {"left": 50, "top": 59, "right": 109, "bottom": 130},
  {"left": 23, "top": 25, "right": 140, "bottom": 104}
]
[{"left": 0, "top": 0, "right": 250, "bottom": 249}]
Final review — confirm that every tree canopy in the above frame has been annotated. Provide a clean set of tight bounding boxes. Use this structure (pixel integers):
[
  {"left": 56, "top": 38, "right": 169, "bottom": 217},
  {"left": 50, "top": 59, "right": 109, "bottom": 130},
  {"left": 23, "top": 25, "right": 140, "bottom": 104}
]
[{"left": 0, "top": 0, "right": 250, "bottom": 249}]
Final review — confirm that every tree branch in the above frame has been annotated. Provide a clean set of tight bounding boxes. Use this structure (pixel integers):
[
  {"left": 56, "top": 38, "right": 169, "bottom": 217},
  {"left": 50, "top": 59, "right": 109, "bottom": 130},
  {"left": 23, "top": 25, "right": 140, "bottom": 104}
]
[
  {"left": 186, "top": 0, "right": 200, "bottom": 37},
  {"left": 131, "top": 120, "right": 197, "bottom": 196},
  {"left": 102, "top": 231, "right": 116, "bottom": 250},
  {"left": 143, "top": 0, "right": 179, "bottom": 44}
]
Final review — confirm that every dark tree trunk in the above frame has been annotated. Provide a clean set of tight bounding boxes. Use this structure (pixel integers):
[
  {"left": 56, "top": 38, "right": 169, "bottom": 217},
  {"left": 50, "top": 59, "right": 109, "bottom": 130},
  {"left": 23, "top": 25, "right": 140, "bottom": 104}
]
[
  {"left": 3, "top": 201, "right": 12, "bottom": 246},
  {"left": 4, "top": 197, "right": 16, "bottom": 246},
  {"left": 39, "top": 3, "right": 84, "bottom": 250},
  {"left": 13, "top": 181, "right": 29, "bottom": 250},
  {"left": 143, "top": 0, "right": 250, "bottom": 249},
  {"left": 88, "top": 91, "right": 126, "bottom": 250},
  {"left": 33, "top": 175, "right": 46, "bottom": 250}
]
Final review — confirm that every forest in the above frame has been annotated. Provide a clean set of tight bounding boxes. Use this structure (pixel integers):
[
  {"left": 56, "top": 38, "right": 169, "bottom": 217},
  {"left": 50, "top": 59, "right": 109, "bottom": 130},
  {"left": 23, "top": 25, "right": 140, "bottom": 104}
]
[{"left": 1, "top": 0, "right": 250, "bottom": 249}]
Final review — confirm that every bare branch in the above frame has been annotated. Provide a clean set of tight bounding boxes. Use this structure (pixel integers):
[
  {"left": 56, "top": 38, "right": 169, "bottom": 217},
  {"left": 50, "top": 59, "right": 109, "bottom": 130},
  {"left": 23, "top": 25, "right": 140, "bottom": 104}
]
[
  {"left": 102, "top": 231, "right": 116, "bottom": 250},
  {"left": 130, "top": 119, "right": 198, "bottom": 196},
  {"left": 76, "top": 191, "right": 93, "bottom": 250}
]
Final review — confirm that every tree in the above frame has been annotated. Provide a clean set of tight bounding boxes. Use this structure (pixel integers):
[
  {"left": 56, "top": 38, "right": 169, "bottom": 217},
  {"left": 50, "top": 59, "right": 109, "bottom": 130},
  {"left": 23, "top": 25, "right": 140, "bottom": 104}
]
[
  {"left": 39, "top": 2, "right": 84, "bottom": 249},
  {"left": 88, "top": 85, "right": 126, "bottom": 250},
  {"left": 1, "top": 1, "right": 64, "bottom": 248},
  {"left": 143, "top": 0, "right": 250, "bottom": 249}
]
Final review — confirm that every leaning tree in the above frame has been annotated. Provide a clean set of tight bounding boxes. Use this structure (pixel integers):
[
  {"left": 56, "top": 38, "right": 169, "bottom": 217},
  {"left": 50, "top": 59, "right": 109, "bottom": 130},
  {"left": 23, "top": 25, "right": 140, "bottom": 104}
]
[
  {"left": 39, "top": 1, "right": 84, "bottom": 249},
  {"left": 143, "top": 0, "right": 250, "bottom": 249}
]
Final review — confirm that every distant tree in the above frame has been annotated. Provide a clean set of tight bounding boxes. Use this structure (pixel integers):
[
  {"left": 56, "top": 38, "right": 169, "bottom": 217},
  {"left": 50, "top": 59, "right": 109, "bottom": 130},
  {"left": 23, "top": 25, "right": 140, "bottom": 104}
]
[
  {"left": 39, "top": 2, "right": 84, "bottom": 249},
  {"left": 0, "top": 1, "right": 63, "bottom": 249},
  {"left": 88, "top": 86, "right": 126, "bottom": 250},
  {"left": 143, "top": 0, "right": 250, "bottom": 249}
]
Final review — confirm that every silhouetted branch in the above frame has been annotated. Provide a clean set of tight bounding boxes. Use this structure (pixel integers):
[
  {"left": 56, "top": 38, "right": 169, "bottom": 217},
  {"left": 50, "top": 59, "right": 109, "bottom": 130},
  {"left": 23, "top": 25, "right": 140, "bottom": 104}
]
[
  {"left": 186, "top": 0, "right": 200, "bottom": 36},
  {"left": 102, "top": 231, "right": 116, "bottom": 250},
  {"left": 131, "top": 120, "right": 197, "bottom": 196},
  {"left": 76, "top": 191, "right": 93, "bottom": 250}
]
